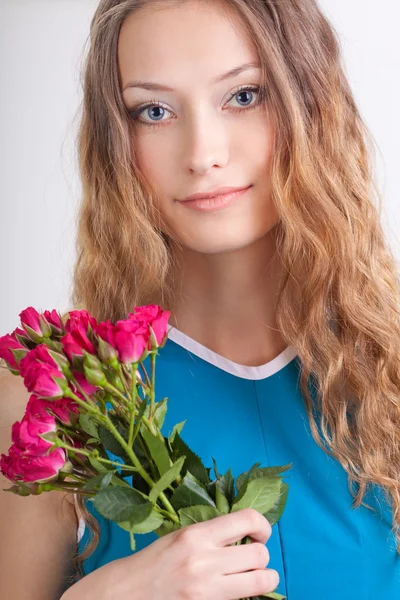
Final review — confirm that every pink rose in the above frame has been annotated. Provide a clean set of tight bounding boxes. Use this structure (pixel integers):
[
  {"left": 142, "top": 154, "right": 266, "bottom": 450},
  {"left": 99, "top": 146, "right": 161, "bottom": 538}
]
[
  {"left": 65, "top": 310, "right": 98, "bottom": 335},
  {"left": 20, "top": 348, "right": 67, "bottom": 399},
  {"left": 12, "top": 327, "right": 31, "bottom": 346},
  {"left": 61, "top": 328, "right": 95, "bottom": 362},
  {"left": 0, "top": 333, "right": 27, "bottom": 371},
  {"left": 96, "top": 320, "right": 117, "bottom": 347},
  {"left": 114, "top": 318, "right": 150, "bottom": 364},
  {"left": 43, "top": 310, "right": 64, "bottom": 335},
  {"left": 27, "top": 393, "right": 78, "bottom": 427},
  {"left": 24, "top": 362, "right": 67, "bottom": 399},
  {"left": 19, "top": 307, "right": 51, "bottom": 341},
  {"left": 0, "top": 445, "right": 66, "bottom": 484},
  {"left": 96, "top": 320, "right": 118, "bottom": 364},
  {"left": 72, "top": 370, "right": 98, "bottom": 396},
  {"left": 19, "top": 307, "right": 42, "bottom": 335},
  {"left": 19, "top": 344, "right": 57, "bottom": 376},
  {"left": 129, "top": 304, "right": 170, "bottom": 347},
  {"left": 18, "top": 397, "right": 57, "bottom": 454}
]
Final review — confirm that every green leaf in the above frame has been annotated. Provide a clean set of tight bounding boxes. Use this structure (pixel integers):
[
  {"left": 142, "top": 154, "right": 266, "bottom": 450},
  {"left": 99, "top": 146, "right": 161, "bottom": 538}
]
[
  {"left": 97, "top": 425, "right": 130, "bottom": 464},
  {"left": 110, "top": 474, "right": 135, "bottom": 489},
  {"left": 257, "top": 593, "right": 286, "bottom": 599},
  {"left": 217, "top": 468, "right": 235, "bottom": 504},
  {"left": 108, "top": 413, "right": 129, "bottom": 442},
  {"left": 2, "top": 484, "right": 31, "bottom": 496},
  {"left": 232, "top": 462, "right": 262, "bottom": 505},
  {"left": 231, "top": 476, "right": 282, "bottom": 515},
  {"left": 178, "top": 504, "right": 221, "bottom": 527},
  {"left": 154, "top": 519, "right": 181, "bottom": 537},
  {"left": 88, "top": 455, "right": 113, "bottom": 473},
  {"left": 93, "top": 486, "right": 153, "bottom": 523},
  {"left": 170, "top": 471, "right": 216, "bottom": 511},
  {"left": 236, "top": 463, "right": 292, "bottom": 491},
  {"left": 141, "top": 429, "right": 171, "bottom": 477},
  {"left": 129, "top": 531, "right": 136, "bottom": 552},
  {"left": 211, "top": 456, "right": 220, "bottom": 479},
  {"left": 264, "top": 482, "right": 289, "bottom": 526},
  {"left": 81, "top": 470, "right": 116, "bottom": 491},
  {"left": 168, "top": 420, "right": 186, "bottom": 447},
  {"left": 153, "top": 397, "right": 168, "bottom": 429},
  {"left": 169, "top": 432, "right": 209, "bottom": 486},
  {"left": 149, "top": 455, "right": 186, "bottom": 503},
  {"left": 118, "top": 508, "right": 164, "bottom": 534},
  {"left": 215, "top": 483, "right": 230, "bottom": 514}
]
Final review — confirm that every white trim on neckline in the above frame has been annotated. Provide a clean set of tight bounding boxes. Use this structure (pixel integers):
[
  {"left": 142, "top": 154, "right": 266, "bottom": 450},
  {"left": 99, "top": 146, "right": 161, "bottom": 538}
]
[{"left": 167, "top": 326, "right": 298, "bottom": 381}]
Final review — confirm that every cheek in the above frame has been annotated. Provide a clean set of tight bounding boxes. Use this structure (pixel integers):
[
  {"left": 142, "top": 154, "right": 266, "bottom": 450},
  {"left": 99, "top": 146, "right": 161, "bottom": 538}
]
[{"left": 134, "top": 133, "right": 177, "bottom": 207}]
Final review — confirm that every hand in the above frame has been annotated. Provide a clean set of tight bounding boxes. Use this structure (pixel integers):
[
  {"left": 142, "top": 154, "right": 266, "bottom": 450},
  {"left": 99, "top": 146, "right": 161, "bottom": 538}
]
[{"left": 113, "top": 507, "right": 279, "bottom": 600}]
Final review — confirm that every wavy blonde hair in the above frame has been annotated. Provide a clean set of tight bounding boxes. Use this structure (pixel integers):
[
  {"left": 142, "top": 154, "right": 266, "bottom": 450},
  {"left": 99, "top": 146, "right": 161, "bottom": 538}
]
[{"left": 66, "top": 0, "right": 400, "bottom": 585}]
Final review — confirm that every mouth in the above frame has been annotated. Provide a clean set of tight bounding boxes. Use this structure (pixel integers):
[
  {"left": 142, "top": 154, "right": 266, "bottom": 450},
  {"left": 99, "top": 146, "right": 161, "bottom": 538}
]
[{"left": 176, "top": 184, "right": 253, "bottom": 213}]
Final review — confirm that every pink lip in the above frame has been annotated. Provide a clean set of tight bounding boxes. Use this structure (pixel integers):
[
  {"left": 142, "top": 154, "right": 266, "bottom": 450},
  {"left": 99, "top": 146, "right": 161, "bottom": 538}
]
[
  {"left": 177, "top": 185, "right": 252, "bottom": 212},
  {"left": 180, "top": 185, "right": 251, "bottom": 202}
]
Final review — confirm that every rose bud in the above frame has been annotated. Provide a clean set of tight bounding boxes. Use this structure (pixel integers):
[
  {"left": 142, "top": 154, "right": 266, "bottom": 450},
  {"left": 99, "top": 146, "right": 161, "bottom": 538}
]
[
  {"left": 114, "top": 318, "right": 150, "bottom": 364},
  {"left": 83, "top": 364, "right": 107, "bottom": 387},
  {"left": 21, "top": 360, "right": 69, "bottom": 400},
  {"left": 0, "top": 333, "right": 28, "bottom": 372},
  {"left": 61, "top": 328, "right": 96, "bottom": 372},
  {"left": 19, "top": 307, "right": 52, "bottom": 342},
  {"left": 129, "top": 304, "right": 171, "bottom": 348},
  {"left": 64, "top": 310, "right": 98, "bottom": 335},
  {"left": 43, "top": 310, "right": 64, "bottom": 336}
]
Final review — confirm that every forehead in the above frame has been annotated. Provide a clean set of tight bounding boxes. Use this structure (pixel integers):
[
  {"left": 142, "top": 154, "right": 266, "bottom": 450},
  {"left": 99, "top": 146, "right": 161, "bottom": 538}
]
[{"left": 118, "top": 1, "right": 259, "bottom": 91}]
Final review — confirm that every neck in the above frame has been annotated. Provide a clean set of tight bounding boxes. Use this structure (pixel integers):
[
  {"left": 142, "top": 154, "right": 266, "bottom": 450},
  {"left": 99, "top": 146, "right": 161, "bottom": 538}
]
[{"left": 166, "top": 227, "right": 287, "bottom": 366}]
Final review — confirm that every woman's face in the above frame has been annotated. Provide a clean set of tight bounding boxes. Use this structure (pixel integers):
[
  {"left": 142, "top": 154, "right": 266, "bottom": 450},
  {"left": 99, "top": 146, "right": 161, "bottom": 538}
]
[{"left": 118, "top": 0, "right": 279, "bottom": 254}]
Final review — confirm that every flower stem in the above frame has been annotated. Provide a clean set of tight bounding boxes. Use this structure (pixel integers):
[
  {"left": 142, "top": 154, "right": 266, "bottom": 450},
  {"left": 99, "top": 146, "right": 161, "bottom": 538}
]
[
  {"left": 128, "top": 363, "right": 138, "bottom": 448},
  {"left": 65, "top": 389, "right": 105, "bottom": 420},
  {"left": 54, "top": 439, "right": 138, "bottom": 472},
  {"left": 96, "top": 413, "right": 179, "bottom": 523},
  {"left": 149, "top": 351, "right": 156, "bottom": 420},
  {"left": 65, "top": 376, "right": 179, "bottom": 523}
]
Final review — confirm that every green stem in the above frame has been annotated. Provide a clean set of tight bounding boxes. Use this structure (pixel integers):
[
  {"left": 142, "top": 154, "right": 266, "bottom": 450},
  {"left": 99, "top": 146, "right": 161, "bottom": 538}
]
[
  {"left": 69, "top": 375, "right": 99, "bottom": 409},
  {"left": 139, "top": 362, "right": 151, "bottom": 388},
  {"left": 101, "top": 415, "right": 178, "bottom": 521},
  {"left": 128, "top": 363, "right": 138, "bottom": 448},
  {"left": 61, "top": 472, "right": 87, "bottom": 483},
  {"left": 149, "top": 351, "right": 157, "bottom": 420},
  {"left": 66, "top": 378, "right": 179, "bottom": 523},
  {"left": 65, "top": 389, "right": 105, "bottom": 420},
  {"left": 55, "top": 439, "right": 138, "bottom": 472},
  {"left": 40, "top": 483, "right": 93, "bottom": 496}
]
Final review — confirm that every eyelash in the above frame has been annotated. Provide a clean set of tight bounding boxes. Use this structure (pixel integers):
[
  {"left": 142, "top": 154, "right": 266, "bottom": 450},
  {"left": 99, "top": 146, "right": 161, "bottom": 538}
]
[{"left": 128, "top": 85, "right": 262, "bottom": 127}]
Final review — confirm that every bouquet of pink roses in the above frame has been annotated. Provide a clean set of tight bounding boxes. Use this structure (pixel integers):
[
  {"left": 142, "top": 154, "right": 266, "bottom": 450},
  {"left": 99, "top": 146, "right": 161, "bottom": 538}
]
[{"left": 0, "top": 305, "right": 290, "bottom": 600}]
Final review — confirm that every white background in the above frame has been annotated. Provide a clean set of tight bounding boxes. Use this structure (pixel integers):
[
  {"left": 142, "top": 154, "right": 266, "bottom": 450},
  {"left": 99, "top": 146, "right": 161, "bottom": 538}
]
[{"left": 0, "top": 0, "right": 399, "bottom": 334}]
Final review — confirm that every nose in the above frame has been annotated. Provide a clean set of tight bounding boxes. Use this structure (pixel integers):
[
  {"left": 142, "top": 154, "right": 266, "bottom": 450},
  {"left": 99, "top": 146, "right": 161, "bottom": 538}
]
[{"left": 182, "top": 106, "right": 229, "bottom": 175}]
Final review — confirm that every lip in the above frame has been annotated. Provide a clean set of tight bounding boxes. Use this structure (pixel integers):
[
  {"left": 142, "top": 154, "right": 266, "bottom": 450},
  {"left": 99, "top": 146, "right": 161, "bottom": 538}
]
[
  {"left": 177, "top": 185, "right": 252, "bottom": 213},
  {"left": 180, "top": 185, "right": 251, "bottom": 202}
]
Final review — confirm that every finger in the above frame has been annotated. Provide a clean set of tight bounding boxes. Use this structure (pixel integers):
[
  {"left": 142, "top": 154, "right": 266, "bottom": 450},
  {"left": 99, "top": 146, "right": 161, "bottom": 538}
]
[
  {"left": 200, "top": 508, "right": 272, "bottom": 547},
  {"left": 219, "top": 568, "right": 280, "bottom": 600},
  {"left": 213, "top": 541, "right": 270, "bottom": 575}
]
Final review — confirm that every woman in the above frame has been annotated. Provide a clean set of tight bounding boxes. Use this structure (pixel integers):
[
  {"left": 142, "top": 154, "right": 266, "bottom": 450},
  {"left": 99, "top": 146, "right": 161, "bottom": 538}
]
[{"left": 1, "top": 0, "right": 399, "bottom": 598}]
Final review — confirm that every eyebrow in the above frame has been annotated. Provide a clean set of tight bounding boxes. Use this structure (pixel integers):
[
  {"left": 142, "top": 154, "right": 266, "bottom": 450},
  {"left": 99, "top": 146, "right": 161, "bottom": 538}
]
[{"left": 122, "top": 61, "right": 261, "bottom": 92}]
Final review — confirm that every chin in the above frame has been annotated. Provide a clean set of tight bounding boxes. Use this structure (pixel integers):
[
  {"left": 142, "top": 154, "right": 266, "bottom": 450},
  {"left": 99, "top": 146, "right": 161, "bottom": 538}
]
[{"left": 176, "top": 229, "right": 271, "bottom": 255}]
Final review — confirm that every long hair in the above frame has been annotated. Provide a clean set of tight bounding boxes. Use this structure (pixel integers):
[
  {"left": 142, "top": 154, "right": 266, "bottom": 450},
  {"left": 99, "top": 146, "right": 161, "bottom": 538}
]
[{"left": 67, "top": 0, "right": 400, "bottom": 583}]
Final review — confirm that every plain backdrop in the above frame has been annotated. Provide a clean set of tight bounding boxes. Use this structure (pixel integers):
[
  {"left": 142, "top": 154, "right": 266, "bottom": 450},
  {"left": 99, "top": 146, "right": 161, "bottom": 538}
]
[{"left": 0, "top": 0, "right": 399, "bottom": 334}]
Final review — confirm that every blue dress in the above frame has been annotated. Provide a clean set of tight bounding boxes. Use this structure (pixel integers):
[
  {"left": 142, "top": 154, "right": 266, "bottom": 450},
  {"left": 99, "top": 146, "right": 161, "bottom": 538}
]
[{"left": 76, "top": 326, "right": 400, "bottom": 598}]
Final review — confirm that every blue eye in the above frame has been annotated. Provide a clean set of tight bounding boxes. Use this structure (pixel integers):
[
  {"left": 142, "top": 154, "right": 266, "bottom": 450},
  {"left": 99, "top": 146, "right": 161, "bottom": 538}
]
[
  {"left": 231, "top": 87, "right": 258, "bottom": 108},
  {"left": 129, "top": 85, "right": 261, "bottom": 127}
]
